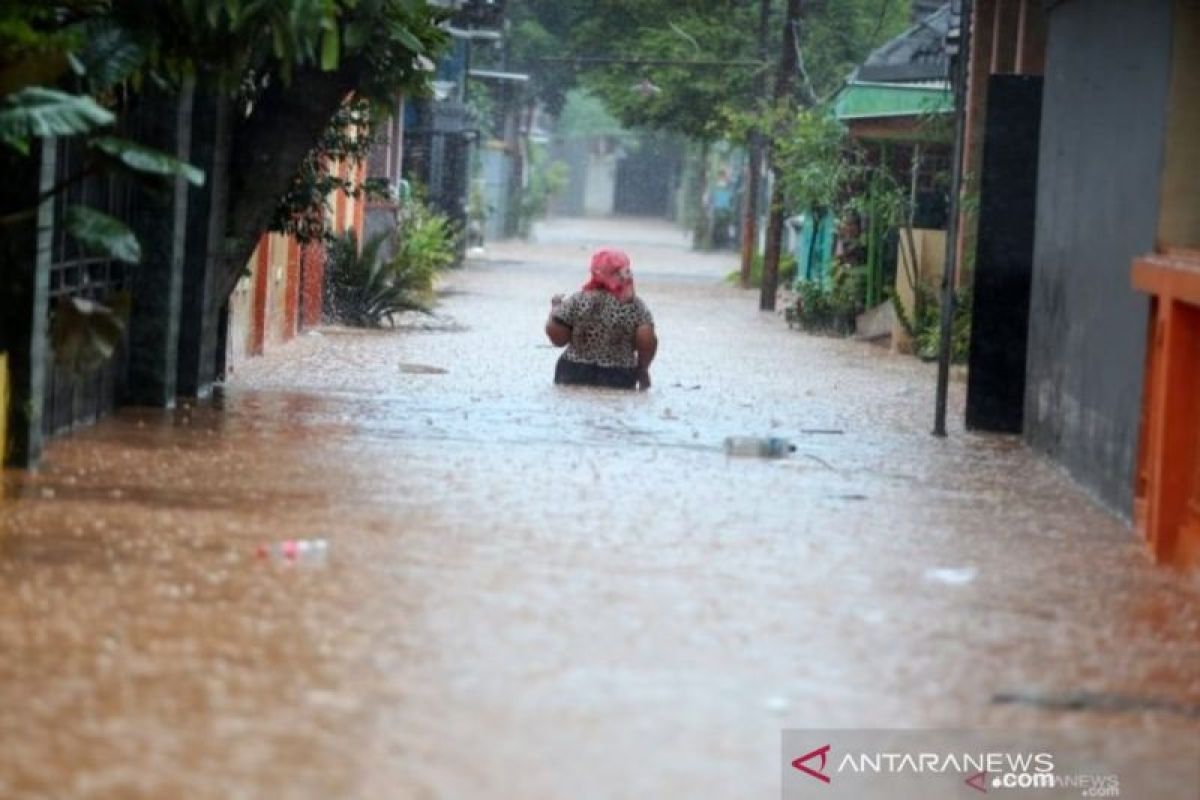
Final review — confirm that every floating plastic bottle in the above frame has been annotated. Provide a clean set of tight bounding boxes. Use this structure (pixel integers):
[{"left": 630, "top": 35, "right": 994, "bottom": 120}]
[
  {"left": 255, "top": 538, "right": 329, "bottom": 563},
  {"left": 723, "top": 436, "right": 797, "bottom": 458}
]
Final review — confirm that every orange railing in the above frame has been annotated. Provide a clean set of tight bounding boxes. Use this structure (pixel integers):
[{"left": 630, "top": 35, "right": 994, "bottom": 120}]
[{"left": 1132, "top": 248, "right": 1200, "bottom": 569}]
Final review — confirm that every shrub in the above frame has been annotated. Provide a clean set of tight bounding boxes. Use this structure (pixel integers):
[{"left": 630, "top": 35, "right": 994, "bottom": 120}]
[
  {"left": 394, "top": 198, "right": 457, "bottom": 289},
  {"left": 786, "top": 263, "right": 866, "bottom": 336},
  {"left": 325, "top": 230, "right": 429, "bottom": 327},
  {"left": 324, "top": 199, "right": 456, "bottom": 329},
  {"left": 725, "top": 252, "right": 798, "bottom": 288},
  {"left": 518, "top": 151, "right": 568, "bottom": 238},
  {"left": 914, "top": 287, "right": 972, "bottom": 363}
]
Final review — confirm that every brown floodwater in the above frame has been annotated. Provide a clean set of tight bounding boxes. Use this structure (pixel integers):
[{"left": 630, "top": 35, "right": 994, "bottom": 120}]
[{"left": 1, "top": 217, "right": 1198, "bottom": 799}]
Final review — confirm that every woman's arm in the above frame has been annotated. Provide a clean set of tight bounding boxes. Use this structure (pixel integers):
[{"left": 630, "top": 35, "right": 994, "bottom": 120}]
[
  {"left": 545, "top": 294, "right": 572, "bottom": 347},
  {"left": 634, "top": 323, "right": 657, "bottom": 390},
  {"left": 545, "top": 318, "right": 572, "bottom": 347}
]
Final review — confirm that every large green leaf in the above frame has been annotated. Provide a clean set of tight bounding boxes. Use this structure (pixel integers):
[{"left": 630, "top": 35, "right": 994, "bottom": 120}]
[
  {"left": 0, "top": 87, "right": 114, "bottom": 154},
  {"left": 64, "top": 205, "right": 142, "bottom": 263},
  {"left": 72, "top": 19, "right": 148, "bottom": 92},
  {"left": 90, "top": 136, "right": 205, "bottom": 186}
]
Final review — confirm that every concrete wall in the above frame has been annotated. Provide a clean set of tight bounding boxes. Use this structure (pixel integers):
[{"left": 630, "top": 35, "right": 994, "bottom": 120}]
[
  {"left": 584, "top": 150, "right": 617, "bottom": 217},
  {"left": 480, "top": 144, "right": 513, "bottom": 240},
  {"left": 1024, "top": 0, "right": 1173, "bottom": 513},
  {"left": 892, "top": 228, "right": 946, "bottom": 353},
  {"left": 550, "top": 138, "right": 618, "bottom": 219}
]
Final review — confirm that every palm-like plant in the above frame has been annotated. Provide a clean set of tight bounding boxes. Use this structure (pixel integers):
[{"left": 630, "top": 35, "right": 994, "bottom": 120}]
[{"left": 326, "top": 231, "right": 432, "bottom": 328}]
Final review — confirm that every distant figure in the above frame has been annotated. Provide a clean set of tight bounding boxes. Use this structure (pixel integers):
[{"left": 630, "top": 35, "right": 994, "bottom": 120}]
[
  {"left": 709, "top": 168, "right": 735, "bottom": 249},
  {"left": 545, "top": 248, "right": 657, "bottom": 390}
]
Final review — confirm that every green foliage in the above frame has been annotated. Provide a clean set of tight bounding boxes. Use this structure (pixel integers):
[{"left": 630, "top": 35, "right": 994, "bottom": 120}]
[
  {"left": 325, "top": 196, "right": 455, "bottom": 327},
  {"left": 0, "top": 87, "right": 113, "bottom": 153},
  {"left": 796, "top": 0, "right": 912, "bottom": 101},
  {"left": 786, "top": 262, "right": 867, "bottom": 336},
  {"left": 394, "top": 195, "right": 457, "bottom": 283},
  {"left": 71, "top": 17, "right": 146, "bottom": 93},
  {"left": 271, "top": 98, "right": 381, "bottom": 244},
  {"left": 507, "top": 0, "right": 910, "bottom": 142},
  {"left": 518, "top": 144, "right": 568, "bottom": 238},
  {"left": 556, "top": 88, "right": 629, "bottom": 141},
  {"left": 773, "top": 107, "right": 860, "bottom": 214},
  {"left": 326, "top": 230, "right": 430, "bottom": 328},
  {"left": 63, "top": 205, "right": 141, "bottom": 263},
  {"left": 913, "top": 287, "right": 972, "bottom": 363},
  {"left": 90, "top": 135, "right": 205, "bottom": 186},
  {"left": 106, "top": 0, "right": 449, "bottom": 102},
  {"left": 0, "top": 0, "right": 450, "bottom": 375},
  {"left": 504, "top": 2, "right": 590, "bottom": 114},
  {"left": 579, "top": 4, "right": 764, "bottom": 141},
  {"left": 727, "top": 252, "right": 798, "bottom": 289}
]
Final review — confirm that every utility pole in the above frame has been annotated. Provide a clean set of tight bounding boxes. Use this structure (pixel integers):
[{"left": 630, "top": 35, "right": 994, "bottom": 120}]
[
  {"left": 933, "top": 0, "right": 973, "bottom": 436},
  {"left": 759, "top": 0, "right": 802, "bottom": 311},
  {"left": 738, "top": 0, "right": 771, "bottom": 288}
]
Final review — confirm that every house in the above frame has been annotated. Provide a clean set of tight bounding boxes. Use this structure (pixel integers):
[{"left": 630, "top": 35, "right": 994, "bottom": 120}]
[
  {"left": 960, "top": 0, "right": 1199, "bottom": 567},
  {"left": 830, "top": 2, "right": 955, "bottom": 342}
]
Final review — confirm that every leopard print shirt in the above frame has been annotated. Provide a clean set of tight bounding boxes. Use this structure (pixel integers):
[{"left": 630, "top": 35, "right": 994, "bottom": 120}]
[{"left": 552, "top": 290, "right": 654, "bottom": 369}]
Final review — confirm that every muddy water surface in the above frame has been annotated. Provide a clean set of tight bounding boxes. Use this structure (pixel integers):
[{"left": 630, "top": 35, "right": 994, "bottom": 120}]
[{"left": 2, "top": 218, "right": 1198, "bottom": 799}]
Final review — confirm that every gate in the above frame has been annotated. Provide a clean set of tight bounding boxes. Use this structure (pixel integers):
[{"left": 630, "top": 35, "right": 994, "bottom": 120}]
[{"left": 42, "top": 136, "right": 132, "bottom": 438}]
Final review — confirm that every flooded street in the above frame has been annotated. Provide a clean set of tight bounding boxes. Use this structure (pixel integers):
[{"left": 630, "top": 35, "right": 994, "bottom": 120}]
[{"left": 2, "top": 217, "right": 1199, "bottom": 799}]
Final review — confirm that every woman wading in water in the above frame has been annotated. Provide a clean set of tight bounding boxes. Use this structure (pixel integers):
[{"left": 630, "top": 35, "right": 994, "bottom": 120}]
[{"left": 544, "top": 248, "right": 657, "bottom": 390}]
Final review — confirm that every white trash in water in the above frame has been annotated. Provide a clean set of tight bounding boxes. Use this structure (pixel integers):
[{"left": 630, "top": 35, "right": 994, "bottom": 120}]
[{"left": 923, "top": 566, "right": 978, "bottom": 586}]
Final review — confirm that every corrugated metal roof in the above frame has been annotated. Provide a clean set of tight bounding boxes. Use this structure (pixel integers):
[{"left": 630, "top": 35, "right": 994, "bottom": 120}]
[{"left": 852, "top": 2, "right": 952, "bottom": 83}]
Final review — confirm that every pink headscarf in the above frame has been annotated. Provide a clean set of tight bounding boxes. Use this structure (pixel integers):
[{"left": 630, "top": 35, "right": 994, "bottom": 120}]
[{"left": 583, "top": 248, "right": 635, "bottom": 302}]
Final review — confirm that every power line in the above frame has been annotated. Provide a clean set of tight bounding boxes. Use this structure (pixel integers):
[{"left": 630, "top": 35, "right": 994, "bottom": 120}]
[{"left": 527, "top": 56, "right": 764, "bottom": 68}]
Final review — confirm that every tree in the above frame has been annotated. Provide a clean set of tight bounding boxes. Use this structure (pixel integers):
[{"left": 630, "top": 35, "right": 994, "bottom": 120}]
[
  {"left": 505, "top": 0, "right": 911, "bottom": 284},
  {"left": 1, "top": 0, "right": 451, "bottom": 302},
  {"left": 1, "top": 1, "right": 450, "bottom": 463},
  {"left": 758, "top": 0, "right": 803, "bottom": 312},
  {"left": 747, "top": 0, "right": 910, "bottom": 308},
  {"left": 574, "top": 2, "right": 765, "bottom": 142}
]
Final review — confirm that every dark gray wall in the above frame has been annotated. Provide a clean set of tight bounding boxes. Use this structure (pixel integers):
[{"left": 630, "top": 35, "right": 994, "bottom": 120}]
[{"left": 1025, "top": 0, "right": 1173, "bottom": 513}]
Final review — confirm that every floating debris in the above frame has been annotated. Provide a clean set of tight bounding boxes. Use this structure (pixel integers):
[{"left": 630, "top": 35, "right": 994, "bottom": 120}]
[{"left": 398, "top": 363, "right": 449, "bottom": 375}]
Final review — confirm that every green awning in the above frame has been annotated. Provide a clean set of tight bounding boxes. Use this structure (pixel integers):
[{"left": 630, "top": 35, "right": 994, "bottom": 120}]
[{"left": 834, "top": 81, "right": 953, "bottom": 121}]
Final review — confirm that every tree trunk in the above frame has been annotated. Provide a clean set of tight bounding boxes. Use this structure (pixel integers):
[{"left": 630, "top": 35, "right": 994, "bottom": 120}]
[
  {"left": 760, "top": 0, "right": 803, "bottom": 312},
  {"left": 511, "top": 100, "right": 536, "bottom": 238},
  {"left": 217, "top": 61, "right": 366, "bottom": 301},
  {"left": 738, "top": 0, "right": 772, "bottom": 287},
  {"left": 905, "top": 143, "right": 923, "bottom": 314},
  {"left": 739, "top": 138, "right": 762, "bottom": 286},
  {"left": 692, "top": 140, "right": 711, "bottom": 250},
  {"left": 0, "top": 141, "right": 52, "bottom": 466},
  {"left": 502, "top": 94, "right": 523, "bottom": 238}
]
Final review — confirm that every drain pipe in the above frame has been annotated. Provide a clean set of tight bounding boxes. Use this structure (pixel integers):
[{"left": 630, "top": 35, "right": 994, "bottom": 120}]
[{"left": 933, "top": 0, "right": 973, "bottom": 437}]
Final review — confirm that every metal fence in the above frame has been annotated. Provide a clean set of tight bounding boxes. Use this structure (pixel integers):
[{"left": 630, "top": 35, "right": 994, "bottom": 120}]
[{"left": 42, "top": 136, "right": 132, "bottom": 437}]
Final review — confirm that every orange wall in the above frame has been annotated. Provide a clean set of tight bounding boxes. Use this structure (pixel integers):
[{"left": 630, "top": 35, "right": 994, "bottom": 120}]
[
  {"left": 250, "top": 238, "right": 270, "bottom": 356},
  {"left": 227, "top": 127, "right": 369, "bottom": 368}
]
